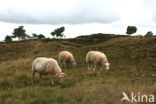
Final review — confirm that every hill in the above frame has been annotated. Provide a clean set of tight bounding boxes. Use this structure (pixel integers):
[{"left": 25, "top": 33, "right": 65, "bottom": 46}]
[{"left": 0, "top": 34, "right": 156, "bottom": 104}]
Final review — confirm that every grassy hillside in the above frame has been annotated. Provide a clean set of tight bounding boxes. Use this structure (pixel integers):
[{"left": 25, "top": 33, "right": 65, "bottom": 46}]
[{"left": 0, "top": 34, "right": 156, "bottom": 104}]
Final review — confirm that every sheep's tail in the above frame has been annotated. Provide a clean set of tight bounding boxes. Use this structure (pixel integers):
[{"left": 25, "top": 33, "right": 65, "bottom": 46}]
[
  {"left": 86, "top": 53, "right": 90, "bottom": 63},
  {"left": 32, "top": 62, "right": 35, "bottom": 73}
]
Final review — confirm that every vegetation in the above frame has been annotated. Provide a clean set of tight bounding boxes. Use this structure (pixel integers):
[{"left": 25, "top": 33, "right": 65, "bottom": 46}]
[
  {"left": 12, "top": 26, "right": 28, "bottom": 40},
  {"left": 4, "top": 26, "right": 66, "bottom": 41},
  {"left": 51, "top": 27, "right": 65, "bottom": 38},
  {"left": 145, "top": 31, "right": 153, "bottom": 37},
  {"left": 4, "top": 35, "right": 12, "bottom": 42},
  {"left": 32, "top": 33, "right": 39, "bottom": 39},
  {"left": 126, "top": 26, "right": 137, "bottom": 35},
  {"left": 4, "top": 25, "right": 156, "bottom": 42},
  {"left": 38, "top": 34, "right": 45, "bottom": 39},
  {"left": 0, "top": 34, "right": 155, "bottom": 104}
]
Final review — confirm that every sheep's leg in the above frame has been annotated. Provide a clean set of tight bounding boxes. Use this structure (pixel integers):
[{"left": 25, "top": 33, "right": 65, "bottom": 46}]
[
  {"left": 39, "top": 74, "right": 42, "bottom": 79},
  {"left": 64, "top": 62, "right": 67, "bottom": 69},
  {"left": 69, "top": 64, "right": 72, "bottom": 69},
  {"left": 106, "top": 69, "right": 109, "bottom": 73},
  {"left": 50, "top": 79, "right": 54, "bottom": 85},
  {"left": 60, "top": 60, "right": 63, "bottom": 67},
  {"left": 90, "top": 63, "right": 93, "bottom": 70},
  {"left": 62, "top": 60, "right": 65, "bottom": 68},
  {"left": 67, "top": 63, "right": 71, "bottom": 69},
  {"left": 88, "top": 64, "right": 90, "bottom": 70},
  {"left": 32, "top": 72, "right": 35, "bottom": 84},
  {"left": 88, "top": 63, "right": 92, "bottom": 70},
  {"left": 93, "top": 64, "right": 96, "bottom": 71}
]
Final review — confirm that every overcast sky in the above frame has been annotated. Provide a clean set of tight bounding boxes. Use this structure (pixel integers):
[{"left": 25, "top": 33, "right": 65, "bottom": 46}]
[{"left": 0, "top": 0, "right": 156, "bottom": 41}]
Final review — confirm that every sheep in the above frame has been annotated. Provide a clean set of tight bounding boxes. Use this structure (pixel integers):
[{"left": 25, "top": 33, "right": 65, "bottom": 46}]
[
  {"left": 58, "top": 51, "right": 76, "bottom": 69},
  {"left": 32, "top": 57, "right": 66, "bottom": 84},
  {"left": 86, "top": 51, "right": 110, "bottom": 71}
]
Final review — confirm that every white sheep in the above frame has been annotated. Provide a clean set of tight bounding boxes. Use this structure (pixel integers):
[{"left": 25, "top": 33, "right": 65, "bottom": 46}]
[
  {"left": 32, "top": 57, "right": 66, "bottom": 84},
  {"left": 86, "top": 51, "right": 110, "bottom": 71},
  {"left": 58, "top": 51, "right": 76, "bottom": 69}
]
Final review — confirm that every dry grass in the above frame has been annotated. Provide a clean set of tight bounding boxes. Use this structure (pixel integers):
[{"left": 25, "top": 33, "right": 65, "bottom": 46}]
[{"left": 0, "top": 35, "right": 156, "bottom": 104}]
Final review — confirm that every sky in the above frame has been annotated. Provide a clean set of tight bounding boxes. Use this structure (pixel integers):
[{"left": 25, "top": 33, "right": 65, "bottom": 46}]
[{"left": 0, "top": 0, "right": 156, "bottom": 41}]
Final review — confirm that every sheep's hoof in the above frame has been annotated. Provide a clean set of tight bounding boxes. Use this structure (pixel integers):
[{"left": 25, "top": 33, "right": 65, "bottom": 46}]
[{"left": 50, "top": 80, "right": 54, "bottom": 85}]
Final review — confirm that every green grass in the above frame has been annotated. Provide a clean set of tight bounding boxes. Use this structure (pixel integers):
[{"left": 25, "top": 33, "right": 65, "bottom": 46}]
[{"left": 0, "top": 34, "right": 156, "bottom": 104}]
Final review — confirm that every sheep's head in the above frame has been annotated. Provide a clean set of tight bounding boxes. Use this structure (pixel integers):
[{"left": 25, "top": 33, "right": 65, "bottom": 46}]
[
  {"left": 72, "top": 61, "right": 76, "bottom": 66},
  {"left": 55, "top": 72, "right": 67, "bottom": 83},
  {"left": 68, "top": 56, "right": 76, "bottom": 68},
  {"left": 104, "top": 63, "right": 110, "bottom": 70},
  {"left": 71, "top": 59, "right": 76, "bottom": 67}
]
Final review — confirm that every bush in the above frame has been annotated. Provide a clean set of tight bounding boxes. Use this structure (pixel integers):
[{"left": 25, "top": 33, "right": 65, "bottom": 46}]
[
  {"left": 145, "top": 31, "right": 153, "bottom": 37},
  {"left": 5, "top": 35, "right": 12, "bottom": 42},
  {"left": 38, "top": 34, "right": 45, "bottom": 39}
]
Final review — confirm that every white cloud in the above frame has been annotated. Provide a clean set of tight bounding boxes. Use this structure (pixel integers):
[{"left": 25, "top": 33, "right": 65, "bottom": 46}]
[
  {"left": 0, "top": 0, "right": 120, "bottom": 24},
  {"left": 0, "top": 0, "right": 156, "bottom": 41}
]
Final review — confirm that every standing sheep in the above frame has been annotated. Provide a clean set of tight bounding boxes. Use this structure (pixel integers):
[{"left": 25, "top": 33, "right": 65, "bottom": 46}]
[
  {"left": 86, "top": 51, "right": 110, "bottom": 71},
  {"left": 58, "top": 51, "right": 76, "bottom": 69},
  {"left": 32, "top": 57, "right": 66, "bottom": 84}
]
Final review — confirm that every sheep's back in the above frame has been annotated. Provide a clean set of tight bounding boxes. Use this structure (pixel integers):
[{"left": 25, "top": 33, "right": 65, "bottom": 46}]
[
  {"left": 33, "top": 57, "right": 52, "bottom": 72},
  {"left": 86, "top": 51, "right": 108, "bottom": 64},
  {"left": 59, "top": 51, "right": 73, "bottom": 61}
]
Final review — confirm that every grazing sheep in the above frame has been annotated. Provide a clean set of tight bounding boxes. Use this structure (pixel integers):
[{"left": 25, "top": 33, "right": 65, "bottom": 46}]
[
  {"left": 86, "top": 51, "right": 110, "bottom": 71},
  {"left": 32, "top": 57, "right": 66, "bottom": 84},
  {"left": 58, "top": 51, "right": 76, "bottom": 69}
]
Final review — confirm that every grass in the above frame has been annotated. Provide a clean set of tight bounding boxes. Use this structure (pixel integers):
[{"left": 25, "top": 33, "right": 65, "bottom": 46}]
[{"left": 0, "top": 34, "right": 156, "bottom": 104}]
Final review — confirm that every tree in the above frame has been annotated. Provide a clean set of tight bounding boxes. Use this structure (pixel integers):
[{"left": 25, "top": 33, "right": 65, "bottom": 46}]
[
  {"left": 12, "top": 26, "right": 27, "bottom": 40},
  {"left": 38, "top": 34, "right": 45, "bottom": 39},
  {"left": 51, "top": 26, "right": 65, "bottom": 38},
  {"left": 25, "top": 34, "right": 32, "bottom": 39},
  {"left": 51, "top": 32, "right": 55, "bottom": 38},
  {"left": 126, "top": 26, "right": 137, "bottom": 36},
  {"left": 5, "top": 35, "right": 12, "bottom": 42},
  {"left": 32, "top": 33, "right": 38, "bottom": 39},
  {"left": 145, "top": 31, "right": 153, "bottom": 37}
]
